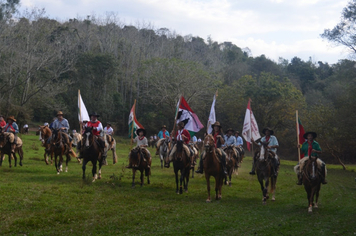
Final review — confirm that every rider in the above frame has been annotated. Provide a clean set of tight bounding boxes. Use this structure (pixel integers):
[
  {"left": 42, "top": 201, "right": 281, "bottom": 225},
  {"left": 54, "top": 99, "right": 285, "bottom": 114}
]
[
  {"left": 49, "top": 111, "right": 72, "bottom": 152},
  {"left": 195, "top": 121, "right": 228, "bottom": 175},
  {"left": 3, "top": 116, "right": 19, "bottom": 153},
  {"left": 250, "top": 127, "right": 279, "bottom": 176},
  {"left": 126, "top": 128, "right": 151, "bottom": 169},
  {"left": 234, "top": 130, "right": 244, "bottom": 159},
  {"left": 223, "top": 128, "right": 237, "bottom": 147},
  {"left": 156, "top": 125, "right": 170, "bottom": 155},
  {"left": 297, "top": 131, "right": 327, "bottom": 185},
  {"left": 104, "top": 122, "right": 114, "bottom": 136},
  {"left": 84, "top": 112, "right": 106, "bottom": 164},
  {"left": 165, "top": 121, "right": 192, "bottom": 168},
  {"left": 0, "top": 115, "right": 6, "bottom": 130}
]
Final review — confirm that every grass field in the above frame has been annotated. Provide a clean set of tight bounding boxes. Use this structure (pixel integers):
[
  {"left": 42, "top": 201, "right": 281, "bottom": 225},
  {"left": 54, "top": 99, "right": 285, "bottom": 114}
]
[{"left": 0, "top": 132, "right": 355, "bottom": 236}]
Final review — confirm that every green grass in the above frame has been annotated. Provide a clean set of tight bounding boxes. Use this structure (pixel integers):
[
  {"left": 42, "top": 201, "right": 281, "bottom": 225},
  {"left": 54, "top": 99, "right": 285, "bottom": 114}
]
[{"left": 0, "top": 132, "right": 355, "bottom": 235}]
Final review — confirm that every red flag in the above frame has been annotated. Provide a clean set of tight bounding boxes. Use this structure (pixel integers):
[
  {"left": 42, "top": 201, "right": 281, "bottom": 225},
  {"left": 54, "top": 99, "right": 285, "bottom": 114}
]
[
  {"left": 242, "top": 99, "right": 261, "bottom": 151},
  {"left": 298, "top": 118, "right": 305, "bottom": 158}
]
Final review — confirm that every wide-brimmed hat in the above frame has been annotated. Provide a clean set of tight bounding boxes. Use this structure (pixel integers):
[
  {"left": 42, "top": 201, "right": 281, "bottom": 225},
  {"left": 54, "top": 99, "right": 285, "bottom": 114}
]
[
  {"left": 161, "top": 125, "right": 167, "bottom": 129},
  {"left": 303, "top": 131, "right": 317, "bottom": 139},
  {"left": 136, "top": 128, "right": 146, "bottom": 136},
  {"left": 211, "top": 121, "right": 222, "bottom": 129},
  {"left": 106, "top": 122, "right": 111, "bottom": 126},
  {"left": 44, "top": 122, "right": 49, "bottom": 126},
  {"left": 234, "top": 131, "right": 240, "bottom": 135},
  {"left": 7, "top": 116, "right": 16, "bottom": 122},
  {"left": 262, "top": 127, "right": 274, "bottom": 135},
  {"left": 89, "top": 112, "right": 100, "bottom": 117},
  {"left": 57, "top": 111, "right": 64, "bottom": 116},
  {"left": 177, "top": 121, "right": 185, "bottom": 128},
  {"left": 225, "top": 128, "right": 234, "bottom": 134}
]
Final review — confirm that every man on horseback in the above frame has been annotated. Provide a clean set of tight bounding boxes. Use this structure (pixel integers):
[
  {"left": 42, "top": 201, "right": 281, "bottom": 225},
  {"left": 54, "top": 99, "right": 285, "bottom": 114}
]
[
  {"left": 126, "top": 128, "right": 151, "bottom": 168},
  {"left": 250, "top": 127, "right": 279, "bottom": 176},
  {"left": 103, "top": 122, "right": 115, "bottom": 150},
  {"left": 0, "top": 115, "right": 6, "bottom": 129},
  {"left": 49, "top": 111, "right": 73, "bottom": 153},
  {"left": 3, "top": 116, "right": 19, "bottom": 153},
  {"left": 156, "top": 125, "right": 170, "bottom": 155},
  {"left": 297, "top": 131, "right": 327, "bottom": 185},
  {"left": 165, "top": 121, "right": 192, "bottom": 168},
  {"left": 195, "top": 121, "right": 228, "bottom": 176}
]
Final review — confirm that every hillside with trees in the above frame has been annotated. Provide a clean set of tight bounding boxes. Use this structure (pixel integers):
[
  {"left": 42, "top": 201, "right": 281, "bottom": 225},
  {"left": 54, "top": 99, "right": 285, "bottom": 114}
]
[{"left": 1, "top": 1, "right": 356, "bottom": 165}]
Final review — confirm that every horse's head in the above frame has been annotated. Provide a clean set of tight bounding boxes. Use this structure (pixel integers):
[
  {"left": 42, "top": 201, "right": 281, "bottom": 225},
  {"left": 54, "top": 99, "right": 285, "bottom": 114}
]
[
  {"left": 51, "top": 129, "right": 61, "bottom": 144},
  {"left": 39, "top": 125, "right": 51, "bottom": 143},
  {"left": 130, "top": 146, "right": 141, "bottom": 167},
  {"left": 258, "top": 141, "right": 270, "bottom": 161},
  {"left": 204, "top": 134, "right": 215, "bottom": 152},
  {"left": 175, "top": 140, "right": 184, "bottom": 159},
  {"left": 225, "top": 145, "right": 236, "bottom": 160},
  {"left": 83, "top": 127, "right": 94, "bottom": 149},
  {"left": 72, "top": 133, "right": 82, "bottom": 146},
  {"left": 0, "top": 132, "right": 6, "bottom": 148}
]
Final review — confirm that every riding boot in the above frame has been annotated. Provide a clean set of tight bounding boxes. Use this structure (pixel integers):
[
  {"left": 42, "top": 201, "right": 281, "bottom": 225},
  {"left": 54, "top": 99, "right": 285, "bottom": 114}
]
[
  {"left": 272, "top": 158, "right": 279, "bottom": 177},
  {"left": 221, "top": 152, "right": 228, "bottom": 176},
  {"left": 195, "top": 154, "right": 204, "bottom": 174},
  {"left": 11, "top": 143, "right": 16, "bottom": 153},
  {"left": 321, "top": 164, "right": 327, "bottom": 184},
  {"left": 297, "top": 172, "right": 303, "bottom": 185}
]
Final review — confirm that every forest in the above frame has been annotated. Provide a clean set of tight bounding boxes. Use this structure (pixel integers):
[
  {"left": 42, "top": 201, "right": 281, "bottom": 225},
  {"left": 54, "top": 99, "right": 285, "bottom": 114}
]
[{"left": 0, "top": 0, "right": 356, "bottom": 164}]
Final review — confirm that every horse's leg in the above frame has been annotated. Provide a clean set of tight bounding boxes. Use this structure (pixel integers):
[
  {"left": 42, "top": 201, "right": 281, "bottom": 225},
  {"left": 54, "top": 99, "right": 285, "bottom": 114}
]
[
  {"left": 219, "top": 174, "right": 223, "bottom": 199},
  {"left": 112, "top": 146, "right": 117, "bottom": 164},
  {"left": 175, "top": 169, "right": 179, "bottom": 194},
  {"left": 185, "top": 168, "right": 190, "bottom": 193},
  {"left": 258, "top": 175, "right": 267, "bottom": 204},
  {"left": 65, "top": 154, "right": 69, "bottom": 172},
  {"left": 179, "top": 168, "right": 184, "bottom": 194},
  {"left": 140, "top": 170, "right": 144, "bottom": 186},
  {"left": 55, "top": 154, "right": 60, "bottom": 174},
  {"left": 265, "top": 177, "right": 270, "bottom": 200},
  {"left": 92, "top": 159, "right": 97, "bottom": 182},
  {"left": 8, "top": 153, "right": 12, "bottom": 168},
  {"left": 206, "top": 174, "right": 211, "bottom": 203},
  {"left": 44, "top": 150, "right": 49, "bottom": 165},
  {"left": 0, "top": 153, "right": 3, "bottom": 166},
  {"left": 229, "top": 172, "right": 232, "bottom": 187},
  {"left": 59, "top": 153, "right": 63, "bottom": 172},
  {"left": 98, "top": 160, "right": 102, "bottom": 179},
  {"left": 132, "top": 169, "right": 136, "bottom": 188},
  {"left": 314, "top": 183, "right": 321, "bottom": 208},
  {"left": 214, "top": 176, "right": 220, "bottom": 200},
  {"left": 271, "top": 176, "right": 276, "bottom": 201},
  {"left": 160, "top": 154, "right": 163, "bottom": 169},
  {"left": 13, "top": 152, "right": 17, "bottom": 167},
  {"left": 82, "top": 159, "right": 88, "bottom": 179}
]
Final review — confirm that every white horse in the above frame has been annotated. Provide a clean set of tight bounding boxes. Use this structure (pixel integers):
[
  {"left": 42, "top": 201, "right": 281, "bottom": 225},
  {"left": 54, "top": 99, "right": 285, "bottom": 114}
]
[{"left": 102, "top": 131, "right": 117, "bottom": 165}]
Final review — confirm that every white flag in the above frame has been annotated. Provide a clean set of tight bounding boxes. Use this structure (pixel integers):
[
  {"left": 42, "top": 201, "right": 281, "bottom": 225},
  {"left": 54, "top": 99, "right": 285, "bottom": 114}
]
[
  {"left": 242, "top": 99, "right": 261, "bottom": 151},
  {"left": 207, "top": 94, "right": 216, "bottom": 135},
  {"left": 78, "top": 93, "right": 90, "bottom": 122}
]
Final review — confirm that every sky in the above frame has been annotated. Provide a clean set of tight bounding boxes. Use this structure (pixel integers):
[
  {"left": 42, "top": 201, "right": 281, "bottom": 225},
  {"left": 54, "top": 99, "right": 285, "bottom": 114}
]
[{"left": 20, "top": 0, "right": 351, "bottom": 64}]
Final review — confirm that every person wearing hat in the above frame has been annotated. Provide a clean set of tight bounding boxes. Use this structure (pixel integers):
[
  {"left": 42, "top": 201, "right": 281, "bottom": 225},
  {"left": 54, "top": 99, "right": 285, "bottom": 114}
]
[
  {"left": 223, "top": 128, "right": 237, "bottom": 147},
  {"left": 165, "top": 121, "right": 192, "bottom": 168},
  {"left": 0, "top": 115, "right": 6, "bottom": 129},
  {"left": 296, "top": 131, "right": 326, "bottom": 185},
  {"left": 126, "top": 128, "right": 151, "bottom": 168},
  {"left": 3, "top": 116, "right": 19, "bottom": 153},
  {"left": 104, "top": 123, "right": 114, "bottom": 136},
  {"left": 195, "top": 121, "right": 227, "bottom": 175},
  {"left": 157, "top": 125, "right": 170, "bottom": 139},
  {"left": 234, "top": 131, "right": 243, "bottom": 148},
  {"left": 49, "top": 111, "right": 73, "bottom": 154},
  {"left": 250, "top": 127, "right": 279, "bottom": 176}
]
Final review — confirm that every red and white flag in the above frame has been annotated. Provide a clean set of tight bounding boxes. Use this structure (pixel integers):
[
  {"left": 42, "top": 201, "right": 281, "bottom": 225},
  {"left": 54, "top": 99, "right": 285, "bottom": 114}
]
[{"left": 242, "top": 99, "right": 261, "bottom": 151}]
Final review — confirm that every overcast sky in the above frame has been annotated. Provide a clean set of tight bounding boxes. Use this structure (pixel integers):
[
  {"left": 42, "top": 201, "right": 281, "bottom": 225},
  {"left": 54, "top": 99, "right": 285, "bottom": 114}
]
[{"left": 20, "top": 0, "right": 350, "bottom": 64}]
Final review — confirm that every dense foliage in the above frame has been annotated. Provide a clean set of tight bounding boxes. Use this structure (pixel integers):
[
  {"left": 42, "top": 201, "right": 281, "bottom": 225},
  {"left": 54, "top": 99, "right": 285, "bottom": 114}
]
[{"left": 1, "top": 3, "right": 356, "bottom": 164}]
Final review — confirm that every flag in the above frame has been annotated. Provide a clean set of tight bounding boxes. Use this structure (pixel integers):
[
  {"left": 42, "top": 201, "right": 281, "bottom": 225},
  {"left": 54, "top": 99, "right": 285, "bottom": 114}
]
[
  {"left": 128, "top": 101, "right": 144, "bottom": 138},
  {"left": 297, "top": 117, "right": 306, "bottom": 158},
  {"left": 78, "top": 92, "right": 90, "bottom": 122},
  {"left": 207, "top": 93, "right": 217, "bottom": 135},
  {"left": 242, "top": 99, "right": 261, "bottom": 151},
  {"left": 176, "top": 96, "right": 204, "bottom": 137}
]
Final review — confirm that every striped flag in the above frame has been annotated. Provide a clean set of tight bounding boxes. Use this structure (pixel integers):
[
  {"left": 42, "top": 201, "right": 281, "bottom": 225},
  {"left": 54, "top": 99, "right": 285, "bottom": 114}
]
[
  {"left": 242, "top": 99, "right": 261, "bottom": 151},
  {"left": 176, "top": 96, "right": 204, "bottom": 137},
  {"left": 128, "top": 101, "right": 144, "bottom": 138},
  {"left": 298, "top": 117, "right": 306, "bottom": 158}
]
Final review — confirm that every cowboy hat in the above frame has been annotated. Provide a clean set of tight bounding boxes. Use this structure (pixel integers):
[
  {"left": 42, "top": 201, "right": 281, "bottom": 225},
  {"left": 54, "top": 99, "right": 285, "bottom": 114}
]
[
  {"left": 225, "top": 128, "right": 235, "bottom": 134},
  {"left": 303, "top": 131, "right": 317, "bottom": 139},
  {"left": 161, "top": 125, "right": 167, "bottom": 129},
  {"left": 211, "top": 121, "right": 222, "bottom": 129},
  {"left": 136, "top": 128, "right": 146, "bottom": 136},
  {"left": 44, "top": 122, "right": 49, "bottom": 126},
  {"left": 57, "top": 111, "right": 64, "bottom": 116},
  {"left": 7, "top": 116, "right": 16, "bottom": 122},
  {"left": 262, "top": 127, "right": 274, "bottom": 135},
  {"left": 106, "top": 122, "right": 111, "bottom": 126},
  {"left": 89, "top": 112, "right": 100, "bottom": 117}
]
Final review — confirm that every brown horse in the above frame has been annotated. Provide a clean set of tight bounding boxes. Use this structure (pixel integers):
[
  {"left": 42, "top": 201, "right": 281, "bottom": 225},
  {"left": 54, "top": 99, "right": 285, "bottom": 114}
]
[
  {"left": 38, "top": 125, "right": 53, "bottom": 165},
  {"left": 129, "top": 146, "right": 151, "bottom": 187},
  {"left": 203, "top": 134, "right": 224, "bottom": 202},
  {"left": 50, "top": 129, "right": 74, "bottom": 174},
  {"left": 81, "top": 127, "right": 103, "bottom": 182},
  {"left": 255, "top": 141, "right": 277, "bottom": 204},
  {"left": 189, "top": 143, "right": 199, "bottom": 179},
  {"left": 301, "top": 157, "right": 323, "bottom": 213},
  {"left": 170, "top": 141, "right": 191, "bottom": 194},
  {"left": 224, "top": 145, "right": 238, "bottom": 186},
  {"left": 0, "top": 132, "right": 24, "bottom": 167}
]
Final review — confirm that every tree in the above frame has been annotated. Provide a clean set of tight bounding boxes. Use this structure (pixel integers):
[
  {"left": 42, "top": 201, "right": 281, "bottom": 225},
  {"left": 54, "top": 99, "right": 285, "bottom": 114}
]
[{"left": 0, "top": 0, "right": 20, "bottom": 20}]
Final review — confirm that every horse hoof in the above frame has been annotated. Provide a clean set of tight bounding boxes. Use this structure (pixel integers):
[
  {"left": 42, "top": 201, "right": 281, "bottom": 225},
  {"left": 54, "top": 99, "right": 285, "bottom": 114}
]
[
  {"left": 19, "top": 163, "right": 23, "bottom": 166},
  {"left": 272, "top": 197, "right": 276, "bottom": 201},
  {"left": 229, "top": 183, "right": 232, "bottom": 187},
  {"left": 308, "top": 206, "right": 313, "bottom": 213},
  {"left": 57, "top": 172, "right": 60, "bottom": 175},
  {"left": 313, "top": 204, "right": 318, "bottom": 208},
  {"left": 98, "top": 176, "right": 102, "bottom": 179},
  {"left": 206, "top": 199, "right": 211, "bottom": 203},
  {"left": 92, "top": 178, "right": 96, "bottom": 182}
]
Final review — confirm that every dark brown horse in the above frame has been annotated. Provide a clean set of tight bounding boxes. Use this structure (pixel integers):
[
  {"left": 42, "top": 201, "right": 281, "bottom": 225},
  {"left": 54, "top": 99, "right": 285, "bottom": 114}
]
[
  {"left": 0, "top": 132, "right": 24, "bottom": 167},
  {"left": 203, "top": 134, "right": 224, "bottom": 202},
  {"left": 81, "top": 127, "right": 103, "bottom": 182},
  {"left": 255, "top": 141, "right": 277, "bottom": 204},
  {"left": 38, "top": 125, "right": 53, "bottom": 165},
  {"left": 129, "top": 146, "right": 151, "bottom": 187},
  {"left": 224, "top": 145, "right": 238, "bottom": 186},
  {"left": 50, "top": 129, "right": 73, "bottom": 174},
  {"left": 301, "top": 156, "right": 323, "bottom": 213}
]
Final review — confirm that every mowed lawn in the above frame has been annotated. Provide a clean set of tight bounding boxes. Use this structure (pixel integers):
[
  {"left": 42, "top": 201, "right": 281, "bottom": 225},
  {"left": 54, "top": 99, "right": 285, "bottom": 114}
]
[{"left": 0, "top": 132, "right": 355, "bottom": 236}]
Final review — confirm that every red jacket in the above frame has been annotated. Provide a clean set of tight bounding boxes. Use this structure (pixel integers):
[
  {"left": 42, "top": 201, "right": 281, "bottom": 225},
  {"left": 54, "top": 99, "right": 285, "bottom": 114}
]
[
  {"left": 175, "top": 129, "right": 191, "bottom": 144},
  {"left": 87, "top": 121, "right": 102, "bottom": 136},
  {"left": 0, "top": 120, "right": 6, "bottom": 128}
]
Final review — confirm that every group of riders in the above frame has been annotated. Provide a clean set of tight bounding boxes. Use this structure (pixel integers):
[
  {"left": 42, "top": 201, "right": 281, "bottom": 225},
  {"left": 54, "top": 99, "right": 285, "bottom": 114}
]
[{"left": 0, "top": 112, "right": 327, "bottom": 185}]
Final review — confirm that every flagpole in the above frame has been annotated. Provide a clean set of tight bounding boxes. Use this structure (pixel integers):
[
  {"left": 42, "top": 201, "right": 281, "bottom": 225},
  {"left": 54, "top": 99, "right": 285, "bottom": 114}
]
[
  {"left": 171, "top": 95, "right": 182, "bottom": 140},
  {"left": 78, "top": 90, "right": 82, "bottom": 134},
  {"left": 296, "top": 110, "right": 301, "bottom": 161},
  {"left": 130, "top": 99, "right": 137, "bottom": 148}
]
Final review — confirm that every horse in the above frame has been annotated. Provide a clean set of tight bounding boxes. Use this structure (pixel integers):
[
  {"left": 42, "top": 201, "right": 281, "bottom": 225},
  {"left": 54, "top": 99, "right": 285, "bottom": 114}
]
[
  {"left": 165, "top": 140, "right": 190, "bottom": 194},
  {"left": 103, "top": 131, "right": 117, "bottom": 165},
  {"left": 255, "top": 141, "right": 277, "bottom": 204},
  {"left": 0, "top": 132, "right": 24, "bottom": 167},
  {"left": 157, "top": 138, "right": 170, "bottom": 169},
  {"left": 189, "top": 143, "right": 199, "bottom": 178},
  {"left": 301, "top": 156, "right": 323, "bottom": 213},
  {"left": 235, "top": 146, "right": 245, "bottom": 164},
  {"left": 129, "top": 146, "right": 151, "bottom": 187},
  {"left": 50, "top": 129, "right": 74, "bottom": 174},
  {"left": 38, "top": 125, "right": 53, "bottom": 165},
  {"left": 224, "top": 145, "right": 239, "bottom": 186},
  {"left": 203, "top": 134, "right": 224, "bottom": 202},
  {"left": 81, "top": 127, "right": 103, "bottom": 182}
]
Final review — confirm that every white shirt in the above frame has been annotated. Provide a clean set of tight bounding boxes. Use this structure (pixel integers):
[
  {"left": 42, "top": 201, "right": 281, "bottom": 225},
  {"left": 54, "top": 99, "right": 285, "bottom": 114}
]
[{"left": 104, "top": 126, "right": 114, "bottom": 135}]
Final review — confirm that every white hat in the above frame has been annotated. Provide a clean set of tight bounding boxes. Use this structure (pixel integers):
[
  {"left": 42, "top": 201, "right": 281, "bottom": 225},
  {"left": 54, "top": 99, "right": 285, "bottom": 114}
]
[{"left": 44, "top": 122, "right": 49, "bottom": 126}]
